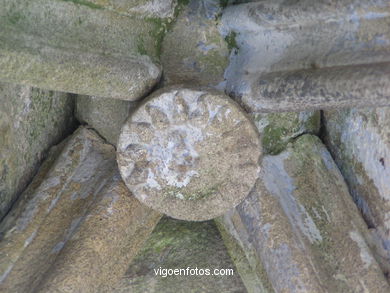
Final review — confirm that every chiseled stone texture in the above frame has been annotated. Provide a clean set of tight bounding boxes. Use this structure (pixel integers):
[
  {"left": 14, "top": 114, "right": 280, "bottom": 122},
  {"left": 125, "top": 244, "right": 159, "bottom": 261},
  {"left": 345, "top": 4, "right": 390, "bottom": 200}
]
[
  {"left": 0, "top": 82, "right": 75, "bottom": 220},
  {"left": 111, "top": 217, "right": 246, "bottom": 293},
  {"left": 219, "top": 0, "right": 390, "bottom": 110},
  {"left": 0, "top": 127, "right": 161, "bottom": 293},
  {"left": 161, "top": 0, "right": 229, "bottom": 87},
  {"left": 117, "top": 87, "right": 261, "bottom": 221},
  {"left": 76, "top": 95, "right": 137, "bottom": 145},
  {"left": 0, "top": 0, "right": 166, "bottom": 100},
  {"left": 323, "top": 107, "right": 390, "bottom": 277},
  {"left": 218, "top": 135, "right": 390, "bottom": 293}
]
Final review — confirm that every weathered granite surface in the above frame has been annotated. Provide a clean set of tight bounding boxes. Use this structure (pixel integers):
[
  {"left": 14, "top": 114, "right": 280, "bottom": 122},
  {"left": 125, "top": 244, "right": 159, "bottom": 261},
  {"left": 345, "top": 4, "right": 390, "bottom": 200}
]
[
  {"left": 0, "top": 82, "right": 75, "bottom": 220},
  {"left": 242, "top": 63, "right": 390, "bottom": 112},
  {"left": 36, "top": 173, "right": 162, "bottom": 293},
  {"left": 81, "top": 0, "right": 177, "bottom": 18},
  {"left": 76, "top": 95, "right": 137, "bottom": 145},
  {"left": 323, "top": 106, "right": 390, "bottom": 277},
  {"left": 219, "top": 0, "right": 390, "bottom": 111},
  {"left": 111, "top": 217, "right": 246, "bottom": 293},
  {"left": 0, "top": 0, "right": 169, "bottom": 100},
  {"left": 0, "top": 127, "right": 161, "bottom": 292},
  {"left": 1, "top": 1, "right": 390, "bottom": 291},
  {"left": 117, "top": 87, "right": 261, "bottom": 221},
  {"left": 0, "top": 127, "right": 116, "bottom": 291},
  {"left": 217, "top": 135, "right": 390, "bottom": 292},
  {"left": 161, "top": 0, "right": 229, "bottom": 87}
]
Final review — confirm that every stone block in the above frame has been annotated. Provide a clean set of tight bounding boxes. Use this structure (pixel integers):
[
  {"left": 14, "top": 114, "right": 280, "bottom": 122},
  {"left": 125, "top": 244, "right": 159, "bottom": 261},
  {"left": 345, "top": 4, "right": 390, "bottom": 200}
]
[
  {"left": 75, "top": 95, "right": 137, "bottom": 145},
  {"left": 161, "top": 0, "right": 229, "bottom": 87},
  {"left": 323, "top": 106, "right": 390, "bottom": 276}
]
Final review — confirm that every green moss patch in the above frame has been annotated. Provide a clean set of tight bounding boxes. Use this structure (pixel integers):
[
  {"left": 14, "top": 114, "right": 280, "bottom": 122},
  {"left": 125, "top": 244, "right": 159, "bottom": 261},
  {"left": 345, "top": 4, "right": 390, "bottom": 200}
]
[{"left": 225, "top": 31, "right": 239, "bottom": 54}]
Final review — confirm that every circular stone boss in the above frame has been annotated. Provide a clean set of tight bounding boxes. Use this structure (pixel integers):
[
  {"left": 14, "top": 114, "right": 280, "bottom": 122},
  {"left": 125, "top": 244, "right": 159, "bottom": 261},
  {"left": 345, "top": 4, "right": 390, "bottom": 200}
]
[{"left": 117, "top": 87, "right": 261, "bottom": 221}]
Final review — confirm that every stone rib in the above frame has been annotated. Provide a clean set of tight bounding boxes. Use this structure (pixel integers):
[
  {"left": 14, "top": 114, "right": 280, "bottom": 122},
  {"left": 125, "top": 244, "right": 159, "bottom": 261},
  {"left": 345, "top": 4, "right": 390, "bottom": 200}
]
[
  {"left": 221, "top": 0, "right": 390, "bottom": 111},
  {"left": 35, "top": 173, "right": 162, "bottom": 293},
  {"left": 0, "top": 127, "right": 161, "bottom": 292},
  {"left": 0, "top": 47, "right": 161, "bottom": 101},
  {"left": 0, "top": 0, "right": 164, "bottom": 100},
  {"left": 0, "top": 127, "right": 116, "bottom": 292},
  {"left": 242, "top": 62, "right": 390, "bottom": 113},
  {"left": 218, "top": 135, "right": 390, "bottom": 292},
  {"left": 323, "top": 107, "right": 390, "bottom": 277}
]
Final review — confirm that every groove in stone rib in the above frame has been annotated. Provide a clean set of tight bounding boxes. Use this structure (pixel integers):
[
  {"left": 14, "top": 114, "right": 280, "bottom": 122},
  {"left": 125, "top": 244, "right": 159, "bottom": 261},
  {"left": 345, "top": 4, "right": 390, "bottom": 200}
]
[
  {"left": 0, "top": 127, "right": 161, "bottom": 293},
  {"left": 35, "top": 173, "right": 162, "bottom": 293}
]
